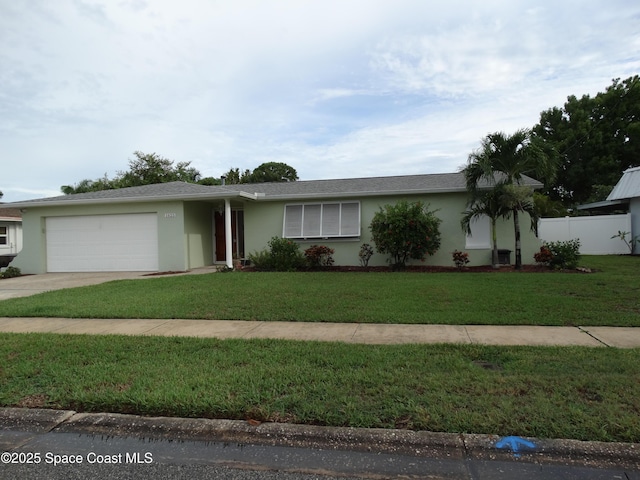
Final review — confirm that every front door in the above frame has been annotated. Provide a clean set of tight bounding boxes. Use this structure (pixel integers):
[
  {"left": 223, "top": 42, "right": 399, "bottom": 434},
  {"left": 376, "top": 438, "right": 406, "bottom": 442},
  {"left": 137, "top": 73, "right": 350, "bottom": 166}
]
[{"left": 214, "top": 210, "right": 245, "bottom": 262}]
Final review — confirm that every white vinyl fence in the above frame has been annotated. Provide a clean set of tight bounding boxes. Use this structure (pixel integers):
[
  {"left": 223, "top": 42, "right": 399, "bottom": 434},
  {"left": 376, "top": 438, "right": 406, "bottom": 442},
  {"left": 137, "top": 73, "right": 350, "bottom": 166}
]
[{"left": 538, "top": 213, "right": 632, "bottom": 255}]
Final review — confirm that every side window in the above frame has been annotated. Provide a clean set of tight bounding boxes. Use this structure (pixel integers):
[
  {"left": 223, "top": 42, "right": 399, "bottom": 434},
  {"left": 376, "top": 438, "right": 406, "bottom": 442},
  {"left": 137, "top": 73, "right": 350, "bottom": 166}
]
[{"left": 465, "top": 215, "right": 491, "bottom": 249}]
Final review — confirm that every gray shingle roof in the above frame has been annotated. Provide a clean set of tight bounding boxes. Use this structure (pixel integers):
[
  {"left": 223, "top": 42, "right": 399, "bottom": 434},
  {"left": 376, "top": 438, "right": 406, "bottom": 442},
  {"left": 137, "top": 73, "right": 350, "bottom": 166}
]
[
  {"left": 246, "top": 173, "right": 470, "bottom": 199},
  {"left": 8, "top": 173, "right": 543, "bottom": 207},
  {"left": 251, "top": 172, "right": 542, "bottom": 198},
  {"left": 9, "top": 181, "right": 241, "bottom": 207}
]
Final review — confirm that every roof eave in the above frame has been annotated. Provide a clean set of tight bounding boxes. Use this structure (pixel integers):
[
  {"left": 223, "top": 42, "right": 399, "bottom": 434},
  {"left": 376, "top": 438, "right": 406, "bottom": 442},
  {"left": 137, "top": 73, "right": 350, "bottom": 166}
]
[
  {"left": 577, "top": 199, "right": 629, "bottom": 210},
  {"left": 255, "top": 187, "right": 471, "bottom": 201},
  {"left": 10, "top": 191, "right": 254, "bottom": 209}
]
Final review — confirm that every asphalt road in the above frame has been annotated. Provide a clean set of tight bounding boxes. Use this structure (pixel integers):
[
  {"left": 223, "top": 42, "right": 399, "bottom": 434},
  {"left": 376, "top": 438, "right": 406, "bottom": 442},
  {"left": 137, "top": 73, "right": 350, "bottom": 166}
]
[{"left": 2, "top": 426, "right": 638, "bottom": 480}]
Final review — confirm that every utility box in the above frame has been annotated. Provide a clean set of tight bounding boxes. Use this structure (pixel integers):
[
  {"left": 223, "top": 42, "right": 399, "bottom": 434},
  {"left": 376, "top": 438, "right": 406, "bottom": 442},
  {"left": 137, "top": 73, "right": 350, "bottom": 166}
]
[{"left": 497, "top": 249, "right": 512, "bottom": 265}]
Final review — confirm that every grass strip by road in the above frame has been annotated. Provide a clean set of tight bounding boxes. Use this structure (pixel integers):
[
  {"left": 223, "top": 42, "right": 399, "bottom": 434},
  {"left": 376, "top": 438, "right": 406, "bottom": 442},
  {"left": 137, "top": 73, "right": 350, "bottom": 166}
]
[
  {"left": 1, "top": 256, "right": 638, "bottom": 326},
  {"left": 1, "top": 332, "right": 638, "bottom": 443}
]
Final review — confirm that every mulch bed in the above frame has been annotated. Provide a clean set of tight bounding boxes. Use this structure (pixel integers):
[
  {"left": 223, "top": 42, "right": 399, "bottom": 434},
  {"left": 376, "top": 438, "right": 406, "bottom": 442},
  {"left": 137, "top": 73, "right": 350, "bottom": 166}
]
[
  {"left": 324, "top": 265, "right": 568, "bottom": 273},
  {"left": 241, "top": 264, "right": 592, "bottom": 273},
  {"left": 142, "top": 265, "right": 594, "bottom": 275},
  {"left": 143, "top": 271, "right": 187, "bottom": 276}
]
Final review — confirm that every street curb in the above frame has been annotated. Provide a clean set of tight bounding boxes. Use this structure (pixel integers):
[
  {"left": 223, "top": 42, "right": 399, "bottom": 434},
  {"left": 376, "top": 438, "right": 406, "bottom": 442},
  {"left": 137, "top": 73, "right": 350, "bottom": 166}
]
[
  {"left": 0, "top": 408, "right": 75, "bottom": 433},
  {"left": 1, "top": 407, "right": 639, "bottom": 470}
]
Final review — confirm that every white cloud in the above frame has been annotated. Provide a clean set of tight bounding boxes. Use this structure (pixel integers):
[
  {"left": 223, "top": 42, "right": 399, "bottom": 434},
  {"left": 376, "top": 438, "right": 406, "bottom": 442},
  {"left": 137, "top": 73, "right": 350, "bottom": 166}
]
[{"left": 1, "top": 0, "right": 639, "bottom": 201}]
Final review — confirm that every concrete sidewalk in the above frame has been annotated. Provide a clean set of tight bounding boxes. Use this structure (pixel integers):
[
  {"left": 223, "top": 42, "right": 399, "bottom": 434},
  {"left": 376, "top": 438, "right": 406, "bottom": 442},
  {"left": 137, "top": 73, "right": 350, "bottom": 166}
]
[{"left": 0, "top": 317, "right": 638, "bottom": 347}]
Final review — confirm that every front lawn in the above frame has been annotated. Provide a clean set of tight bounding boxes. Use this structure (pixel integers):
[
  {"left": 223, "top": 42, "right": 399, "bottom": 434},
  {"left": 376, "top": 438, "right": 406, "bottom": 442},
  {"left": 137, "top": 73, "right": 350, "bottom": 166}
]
[
  {"left": 1, "top": 255, "right": 638, "bottom": 326},
  {"left": 1, "top": 333, "right": 638, "bottom": 443}
]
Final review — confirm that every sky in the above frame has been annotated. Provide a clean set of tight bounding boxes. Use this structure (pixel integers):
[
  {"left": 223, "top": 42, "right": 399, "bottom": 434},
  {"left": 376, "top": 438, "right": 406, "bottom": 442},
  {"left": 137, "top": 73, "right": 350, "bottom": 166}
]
[{"left": 1, "top": 1, "right": 639, "bottom": 202}]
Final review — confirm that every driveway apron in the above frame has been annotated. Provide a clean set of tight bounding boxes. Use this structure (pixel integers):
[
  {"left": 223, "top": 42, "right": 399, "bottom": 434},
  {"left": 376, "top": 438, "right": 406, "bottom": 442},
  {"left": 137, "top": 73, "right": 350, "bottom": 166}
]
[{"left": 0, "top": 272, "right": 152, "bottom": 300}]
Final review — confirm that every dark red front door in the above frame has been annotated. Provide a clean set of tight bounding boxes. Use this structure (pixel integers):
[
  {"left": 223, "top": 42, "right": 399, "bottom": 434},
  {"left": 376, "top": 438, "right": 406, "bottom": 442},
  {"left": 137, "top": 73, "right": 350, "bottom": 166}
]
[{"left": 214, "top": 211, "right": 244, "bottom": 262}]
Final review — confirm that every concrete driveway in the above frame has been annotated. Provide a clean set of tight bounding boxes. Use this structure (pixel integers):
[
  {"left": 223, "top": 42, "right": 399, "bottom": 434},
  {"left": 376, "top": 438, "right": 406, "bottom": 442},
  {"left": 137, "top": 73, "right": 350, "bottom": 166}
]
[
  {"left": 0, "top": 272, "right": 155, "bottom": 300},
  {"left": 0, "top": 267, "right": 221, "bottom": 300}
]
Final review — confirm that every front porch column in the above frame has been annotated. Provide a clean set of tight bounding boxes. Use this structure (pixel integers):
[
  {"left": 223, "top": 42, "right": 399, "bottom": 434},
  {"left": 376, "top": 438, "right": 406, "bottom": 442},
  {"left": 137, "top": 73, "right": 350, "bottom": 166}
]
[{"left": 224, "top": 198, "right": 233, "bottom": 268}]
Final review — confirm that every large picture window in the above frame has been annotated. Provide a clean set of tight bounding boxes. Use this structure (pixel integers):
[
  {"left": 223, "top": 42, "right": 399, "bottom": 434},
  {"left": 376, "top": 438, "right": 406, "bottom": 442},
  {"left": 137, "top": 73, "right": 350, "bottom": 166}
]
[{"left": 283, "top": 202, "right": 360, "bottom": 239}]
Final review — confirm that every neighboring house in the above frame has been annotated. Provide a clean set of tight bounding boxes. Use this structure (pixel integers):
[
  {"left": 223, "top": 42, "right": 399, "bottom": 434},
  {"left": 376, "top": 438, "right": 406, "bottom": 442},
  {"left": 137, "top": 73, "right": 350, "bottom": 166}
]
[
  {"left": 7, "top": 173, "right": 543, "bottom": 274},
  {"left": 607, "top": 166, "right": 640, "bottom": 254},
  {"left": 0, "top": 207, "right": 23, "bottom": 267},
  {"left": 577, "top": 166, "right": 640, "bottom": 254}
]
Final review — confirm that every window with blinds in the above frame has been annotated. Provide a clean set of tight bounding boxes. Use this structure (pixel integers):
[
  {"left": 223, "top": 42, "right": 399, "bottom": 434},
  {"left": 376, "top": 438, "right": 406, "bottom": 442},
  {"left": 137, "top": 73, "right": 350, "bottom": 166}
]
[{"left": 283, "top": 202, "right": 360, "bottom": 239}]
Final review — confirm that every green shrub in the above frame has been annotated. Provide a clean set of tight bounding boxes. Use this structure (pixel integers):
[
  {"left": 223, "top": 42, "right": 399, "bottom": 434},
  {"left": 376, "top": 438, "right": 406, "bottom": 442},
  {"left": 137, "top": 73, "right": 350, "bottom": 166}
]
[
  {"left": 0, "top": 266, "right": 21, "bottom": 279},
  {"left": 247, "top": 249, "right": 273, "bottom": 270},
  {"left": 369, "top": 200, "right": 442, "bottom": 269},
  {"left": 304, "top": 245, "right": 335, "bottom": 268},
  {"left": 610, "top": 230, "right": 640, "bottom": 254},
  {"left": 269, "top": 237, "right": 306, "bottom": 271},
  {"left": 358, "top": 243, "right": 374, "bottom": 267},
  {"left": 248, "top": 236, "right": 306, "bottom": 271},
  {"left": 539, "top": 239, "right": 581, "bottom": 269}
]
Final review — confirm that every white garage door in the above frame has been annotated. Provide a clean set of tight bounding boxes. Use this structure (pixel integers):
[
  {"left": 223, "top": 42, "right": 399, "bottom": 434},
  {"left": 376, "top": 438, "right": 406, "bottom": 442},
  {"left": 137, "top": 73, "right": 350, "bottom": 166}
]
[{"left": 46, "top": 214, "right": 159, "bottom": 272}]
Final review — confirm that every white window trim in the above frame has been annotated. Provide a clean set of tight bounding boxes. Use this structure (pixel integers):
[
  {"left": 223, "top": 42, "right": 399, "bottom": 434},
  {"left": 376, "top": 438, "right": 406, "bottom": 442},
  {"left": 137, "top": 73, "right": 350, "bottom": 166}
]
[{"left": 283, "top": 202, "right": 361, "bottom": 239}]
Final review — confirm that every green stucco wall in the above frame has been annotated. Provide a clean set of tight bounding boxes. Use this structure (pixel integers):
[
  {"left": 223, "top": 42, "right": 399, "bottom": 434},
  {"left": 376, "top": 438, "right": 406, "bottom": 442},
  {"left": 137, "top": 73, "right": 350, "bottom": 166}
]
[
  {"left": 183, "top": 202, "right": 214, "bottom": 269},
  {"left": 244, "top": 193, "right": 542, "bottom": 267}
]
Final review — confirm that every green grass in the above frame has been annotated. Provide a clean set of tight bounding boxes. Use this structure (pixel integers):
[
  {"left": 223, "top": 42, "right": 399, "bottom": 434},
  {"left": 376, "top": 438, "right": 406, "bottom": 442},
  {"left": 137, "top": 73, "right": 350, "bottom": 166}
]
[
  {"left": 1, "top": 255, "right": 639, "bottom": 326},
  {"left": 1, "top": 256, "right": 638, "bottom": 442},
  {"left": 1, "top": 333, "right": 638, "bottom": 443}
]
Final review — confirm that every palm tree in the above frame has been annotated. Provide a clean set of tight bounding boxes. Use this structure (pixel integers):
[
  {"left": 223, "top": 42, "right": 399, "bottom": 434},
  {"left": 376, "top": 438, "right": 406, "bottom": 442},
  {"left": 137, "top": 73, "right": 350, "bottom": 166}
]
[
  {"left": 463, "top": 129, "right": 557, "bottom": 269},
  {"left": 461, "top": 186, "right": 511, "bottom": 268},
  {"left": 500, "top": 183, "right": 541, "bottom": 238}
]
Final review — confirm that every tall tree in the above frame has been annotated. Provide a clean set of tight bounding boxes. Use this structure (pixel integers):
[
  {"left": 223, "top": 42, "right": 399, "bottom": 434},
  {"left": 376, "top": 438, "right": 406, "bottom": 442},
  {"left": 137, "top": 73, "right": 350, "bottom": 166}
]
[
  {"left": 247, "top": 162, "right": 298, "bottom": 183},
  {"left": 221, "top": 162, "right": 298, "bottom": 184},
  {"left": 117, "top": 151, "right": 200, "bottom": 186},
  {"left": 61, "top": 174, "right": 116, "bottom": 194},
  {"left": 532, "top": 192, "right": 567, "bottom": 218},
  {"left": 461, "top": 186, "right": 511, "bottom": 268},
  {"left": 221, "top": 167, "right": 252, "bottom": 185},
  {"left": 62, "top": 152, "right": 202, "bottom": 194},
  {"left": 534, "top": 75, "right": 640, "bottom": 205},
  {"left": 463, "top": 129, "right": 558, "bottom": 269},
  {"left": 62, "top": 156, "right": 299, "bottom": 194},
  {"left": 500, "top": 182, "right": 540, "bottom": 245}
]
